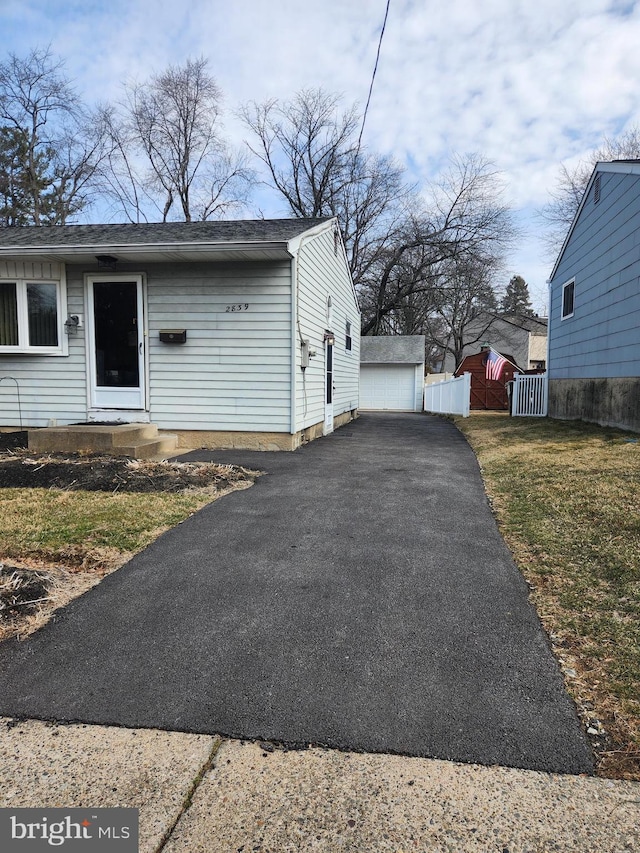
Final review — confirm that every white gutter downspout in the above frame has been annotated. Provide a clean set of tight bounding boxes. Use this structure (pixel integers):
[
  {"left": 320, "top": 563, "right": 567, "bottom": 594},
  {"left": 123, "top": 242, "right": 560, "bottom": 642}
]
[{"left": 290, "top": 253, "right": 298, "bottom": 436}]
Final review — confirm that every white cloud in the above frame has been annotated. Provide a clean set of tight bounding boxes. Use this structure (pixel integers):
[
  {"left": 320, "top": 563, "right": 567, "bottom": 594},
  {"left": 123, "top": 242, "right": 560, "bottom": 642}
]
[{"left": 4, "top": 0, "right": 640, "bottom": 300}]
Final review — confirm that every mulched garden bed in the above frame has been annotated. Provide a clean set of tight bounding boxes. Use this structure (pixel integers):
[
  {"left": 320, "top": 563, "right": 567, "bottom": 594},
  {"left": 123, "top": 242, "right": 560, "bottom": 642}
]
[
  {"left": 0, "top": 432, "right": 256, "bottom": 494},
  {"left": 0, "top": 453, "right": 253, "bottom": 493}
]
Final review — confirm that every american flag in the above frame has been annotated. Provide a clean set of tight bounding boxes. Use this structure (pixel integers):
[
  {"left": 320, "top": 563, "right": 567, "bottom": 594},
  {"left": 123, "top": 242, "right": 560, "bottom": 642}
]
[{"left": 485, "top": 349, "right": 507, "bottom": 381}]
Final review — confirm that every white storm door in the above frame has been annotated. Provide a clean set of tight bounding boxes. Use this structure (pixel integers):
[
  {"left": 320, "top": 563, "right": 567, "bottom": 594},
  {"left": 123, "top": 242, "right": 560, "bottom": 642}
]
[
  {"left": 87, "top": 276, "right": 146, "bottom": 410},
  {"left": 324, "top": 338, "right": 334, "bottom": 434}
]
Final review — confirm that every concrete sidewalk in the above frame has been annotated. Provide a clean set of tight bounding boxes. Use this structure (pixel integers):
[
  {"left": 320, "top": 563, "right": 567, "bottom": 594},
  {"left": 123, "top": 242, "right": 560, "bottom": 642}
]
[{"left": 1, "top": 717, "right": 638, "bottom": 853}]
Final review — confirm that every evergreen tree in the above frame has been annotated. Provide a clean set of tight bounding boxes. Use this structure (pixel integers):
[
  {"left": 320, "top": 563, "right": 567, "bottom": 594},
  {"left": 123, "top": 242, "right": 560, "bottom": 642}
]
[
  {"left": 0, "top": 125, "right": 57, "bottom": 225},
  {"left": 0, "top": 126, "right": 29, "bottom": 225},
  {"left": 0, "top": 47, "right": 105, "bottom": 225},
  {"left": 500, "top": 275, "right": 534, "bottom": 316}
]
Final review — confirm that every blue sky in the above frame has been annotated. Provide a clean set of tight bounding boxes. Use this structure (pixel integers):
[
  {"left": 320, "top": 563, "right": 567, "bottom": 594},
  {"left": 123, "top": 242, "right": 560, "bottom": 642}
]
[{"left": 3, "top": 0, "right": 640, "bottom": 312}]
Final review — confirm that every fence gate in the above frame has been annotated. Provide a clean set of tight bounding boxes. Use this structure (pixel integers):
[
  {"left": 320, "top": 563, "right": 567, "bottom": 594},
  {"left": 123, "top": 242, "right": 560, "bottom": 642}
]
[{"left": 511, "top": 373, "right": 548, "bottom": 417}]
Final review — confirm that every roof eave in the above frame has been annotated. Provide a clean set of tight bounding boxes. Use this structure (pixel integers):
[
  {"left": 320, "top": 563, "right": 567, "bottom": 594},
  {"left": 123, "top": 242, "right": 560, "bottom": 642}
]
[
  {"left": 0, "top": 239, "right": 291, "bottom": 255},
  {"left": 286, "top": 217, "right": 335, "bottom": 255},
  {"left": 548, "top": 160, "right": 640, "bottom": 283},
  {"left": 0, "top": 240, "right": 293, "bottom": 265}
]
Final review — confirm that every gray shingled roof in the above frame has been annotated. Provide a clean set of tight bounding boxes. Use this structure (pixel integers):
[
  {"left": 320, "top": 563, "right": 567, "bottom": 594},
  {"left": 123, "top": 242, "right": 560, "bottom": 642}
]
[
  {"left": 0, "top": 218, "right": 330, "bottom": 248},
  {"left": 360, "top": 335, "right": 425, "bottom": 364},
  {"left": 497, "top": 313, "right": 548, "bottom": 332}
]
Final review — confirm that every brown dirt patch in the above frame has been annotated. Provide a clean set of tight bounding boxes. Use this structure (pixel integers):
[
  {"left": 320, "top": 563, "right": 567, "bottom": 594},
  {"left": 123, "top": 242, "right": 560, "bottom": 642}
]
[{"left": 0, "top": 560, "right": 106, "bottom": 642}]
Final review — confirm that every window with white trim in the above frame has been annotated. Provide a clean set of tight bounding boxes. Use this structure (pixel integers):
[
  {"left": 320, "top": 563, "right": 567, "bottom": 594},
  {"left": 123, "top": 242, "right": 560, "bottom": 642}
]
[
  {"left": 0, "top": 278, "right": 66, "bottom": 353},
  {"left": 345, "top": 319, "right": 352, "bottom": 351},
  {"left": 561, "top": 279, "right": 575, "bottom": 320}
]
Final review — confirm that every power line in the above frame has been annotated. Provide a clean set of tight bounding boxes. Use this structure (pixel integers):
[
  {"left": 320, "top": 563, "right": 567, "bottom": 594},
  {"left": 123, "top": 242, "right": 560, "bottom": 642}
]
[{"left": 357, "top": 0, "right": 391, "bottom": 151}]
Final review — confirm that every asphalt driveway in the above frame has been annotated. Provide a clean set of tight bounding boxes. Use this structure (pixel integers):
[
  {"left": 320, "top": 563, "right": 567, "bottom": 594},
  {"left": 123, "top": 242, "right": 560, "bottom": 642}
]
[{"left": 0, "top": 413, "right": 593, "bottom": 774}]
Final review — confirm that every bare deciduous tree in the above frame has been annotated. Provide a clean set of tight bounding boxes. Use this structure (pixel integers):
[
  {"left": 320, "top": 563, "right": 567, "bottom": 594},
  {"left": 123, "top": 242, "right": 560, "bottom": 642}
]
[
  {"left": 540, "top": 126, "right": 640, "bottom": 255},
  {"left": 102, "top": 58, "right": 253, "bottom": 223},
  {"left": 360, "top": 155, "right": 515, "bottom": 342},
  {"left": 243, "top": 92, "right": 514, "bottom": 350},
  {"left": 420, "top": 257, "right": 499, "bottom": 369},
  {"left": 242, "top": 88, "right": 409, "bottom": 284},
  {"left": 242, "top": 89, "right": 359, "bottom": 217},
  {"left": 0, "top": 46, "right": 106, "bottom": 225}
]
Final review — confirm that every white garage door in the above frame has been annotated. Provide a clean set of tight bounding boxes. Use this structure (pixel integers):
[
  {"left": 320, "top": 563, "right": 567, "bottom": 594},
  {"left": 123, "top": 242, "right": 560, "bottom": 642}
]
[{"left": 360, "top": 364, "right": 417, "bottom": 410}]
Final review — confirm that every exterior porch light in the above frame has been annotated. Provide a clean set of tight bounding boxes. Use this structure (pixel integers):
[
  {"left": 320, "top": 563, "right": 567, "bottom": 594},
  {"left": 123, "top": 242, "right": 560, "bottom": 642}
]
[{"left": 95, "top": 254, "right": 118, "bottom": 270}]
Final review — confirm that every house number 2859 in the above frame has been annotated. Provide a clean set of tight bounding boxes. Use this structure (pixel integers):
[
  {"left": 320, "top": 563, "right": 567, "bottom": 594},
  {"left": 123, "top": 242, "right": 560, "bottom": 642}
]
[{"left": 225, "top": 303, "right": 249, "bottom": 312}]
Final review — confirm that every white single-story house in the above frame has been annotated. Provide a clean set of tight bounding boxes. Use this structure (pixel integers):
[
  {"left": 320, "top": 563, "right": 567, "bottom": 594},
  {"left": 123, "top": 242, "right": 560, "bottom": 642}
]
[
  {"left": 547, "top": 160, "right": 640, "bottom": 433},
  {"left": 359, "top": 335, "right": 425, "bottom": 412},
  {"left": 0, "top": 218, "right": 360, "bottom": 450}
]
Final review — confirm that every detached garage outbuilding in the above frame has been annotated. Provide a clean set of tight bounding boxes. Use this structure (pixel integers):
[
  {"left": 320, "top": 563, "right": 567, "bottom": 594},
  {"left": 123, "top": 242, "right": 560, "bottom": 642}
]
[{"left": 359, "top": 336, "right": 425, "bottom": 411}]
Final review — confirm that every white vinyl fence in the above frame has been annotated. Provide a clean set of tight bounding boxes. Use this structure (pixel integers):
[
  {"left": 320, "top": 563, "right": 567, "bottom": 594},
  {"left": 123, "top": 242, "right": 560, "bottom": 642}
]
[
  {"left": 424, "top": 372, "right": 471, "bottom": 417},
  {"left": 511, "top": 373, "right": 548, "bottom": 417}
]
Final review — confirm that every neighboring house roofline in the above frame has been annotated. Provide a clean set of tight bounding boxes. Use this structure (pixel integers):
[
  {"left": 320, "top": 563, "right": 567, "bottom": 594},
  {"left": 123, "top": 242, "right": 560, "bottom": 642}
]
[
  {"left": 480, "top": 310, "right": 548, "bottom": 332},
  {"left": 548, "top": 160, "right": 640, "bottom": 282}
]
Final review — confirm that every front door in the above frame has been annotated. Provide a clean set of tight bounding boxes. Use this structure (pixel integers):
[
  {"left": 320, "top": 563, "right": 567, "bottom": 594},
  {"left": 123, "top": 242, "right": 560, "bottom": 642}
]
[
  {"left": 87, "top": 275, "right": 145, "bottom": 411},
  {"left": 324, "top": 336, "right": 334, "bottom": 435}
]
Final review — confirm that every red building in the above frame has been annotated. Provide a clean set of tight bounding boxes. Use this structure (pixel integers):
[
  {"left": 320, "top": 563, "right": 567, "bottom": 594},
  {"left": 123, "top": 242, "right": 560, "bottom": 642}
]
[{"left": 454, "top": 349, "right": 521, "bottom": 410}]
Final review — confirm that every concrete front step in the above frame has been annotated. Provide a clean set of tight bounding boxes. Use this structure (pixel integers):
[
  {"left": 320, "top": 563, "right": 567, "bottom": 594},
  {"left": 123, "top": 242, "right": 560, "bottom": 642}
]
[
  {"left": 116, "top": 435, "right": 180, "bottom": 460},
  {"left": 28, "top": 423, "right": 178, "bottom": 459}
]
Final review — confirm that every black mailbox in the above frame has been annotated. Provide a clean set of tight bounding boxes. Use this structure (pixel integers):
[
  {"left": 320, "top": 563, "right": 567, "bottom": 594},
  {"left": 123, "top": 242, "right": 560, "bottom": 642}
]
[{"left": 159, "top": 329, "right": 187, "bottom": 344}]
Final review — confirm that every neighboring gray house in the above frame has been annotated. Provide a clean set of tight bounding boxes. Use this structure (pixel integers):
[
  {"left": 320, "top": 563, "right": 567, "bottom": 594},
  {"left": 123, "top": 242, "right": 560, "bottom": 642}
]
[
  {"left": 547, "top": 160, "right": 640, "bottom": 433},
  {"left": 360, "top": 335, "right": 425, "bottom": 411},
  {"left": 441, "top": 312, "right": 548, "bottom": 373},
  {"left": 0, "top": 218, "right": 360, "bottom": 449}
]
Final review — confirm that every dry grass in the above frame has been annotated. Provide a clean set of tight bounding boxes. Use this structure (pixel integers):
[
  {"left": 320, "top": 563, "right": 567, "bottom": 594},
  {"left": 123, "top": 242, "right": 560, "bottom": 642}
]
[
  {"left": 0, "top": 477, "right": 253, "bottom": 642},
  {"left": 454, "top": 412, "right": 640, "bottom": 780}
]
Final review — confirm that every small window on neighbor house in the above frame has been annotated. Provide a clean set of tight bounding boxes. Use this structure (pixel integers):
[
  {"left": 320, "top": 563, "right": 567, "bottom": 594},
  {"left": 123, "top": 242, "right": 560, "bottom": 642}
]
[
  {"left": 562, "top": 279, "right": 575, "bottom": 319},
  {"left": 346, "top": 320, "right": 352, "bottom": 351},
  {"left": 594, "top": 173, "right": 601, "bottom": 204}
]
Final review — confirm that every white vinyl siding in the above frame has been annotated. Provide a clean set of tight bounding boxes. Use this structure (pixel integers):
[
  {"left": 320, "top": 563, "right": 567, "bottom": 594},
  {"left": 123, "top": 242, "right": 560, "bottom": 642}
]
[
  {"left": 0, "top": 263, "right": 85, "bottom": 426},
  {"left": 146, "top": 261, "right": 292, "bottom": 431},
  {"left": 0, "top": 225, "right": 359, "bottom": 436},
  {"left": 294, "top": 226, "right": 360, "bottom": 431}
]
